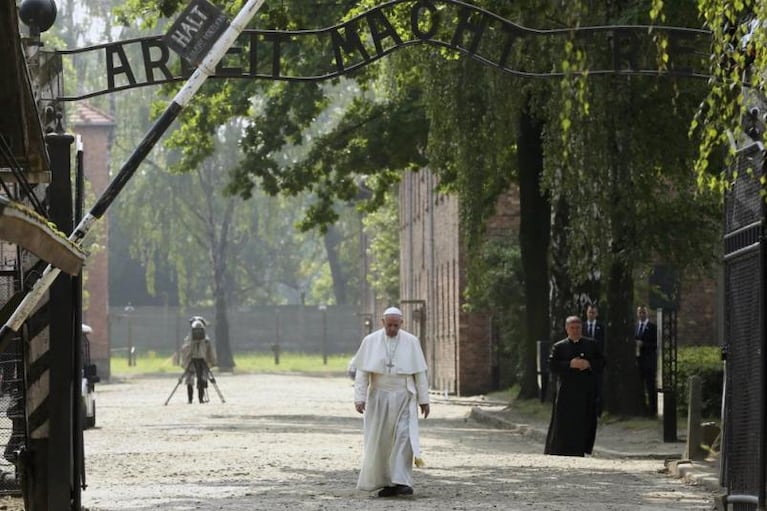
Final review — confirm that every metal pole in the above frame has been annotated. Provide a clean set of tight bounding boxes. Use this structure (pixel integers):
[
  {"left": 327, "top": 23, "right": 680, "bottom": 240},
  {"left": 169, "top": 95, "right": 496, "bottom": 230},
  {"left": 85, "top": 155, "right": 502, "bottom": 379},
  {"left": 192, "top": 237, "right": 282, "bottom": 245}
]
[
  {"left": 273, "top": 309, "right": 280, "bottom": 365},
  {"left": 205, "top": 361, "right": 226, "bottom": 403},
  {"left": 0, "top": 0, "right": 270, "bottom": 352},
  {"left": 73, "top": 136, "right": 85, "bottom": 499},
  {"left": 128, "top": 320, "right": 134, "bottom": 366},
  {"left": 164, "top": 361, "right": 194, "bottom": 406},
  {"left": 125, "top": 304, "right": 135, "bottom": 366},
  {"left": 319, "top": 306, "right": 327, "bottom": 365}
]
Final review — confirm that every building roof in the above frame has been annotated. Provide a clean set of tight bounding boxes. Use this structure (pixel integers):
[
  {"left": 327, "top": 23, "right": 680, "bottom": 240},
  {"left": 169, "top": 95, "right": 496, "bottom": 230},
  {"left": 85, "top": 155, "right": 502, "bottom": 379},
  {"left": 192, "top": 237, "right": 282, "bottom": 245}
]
[{"left": 72, "top": 103, "right": 116, "bottom": 127}]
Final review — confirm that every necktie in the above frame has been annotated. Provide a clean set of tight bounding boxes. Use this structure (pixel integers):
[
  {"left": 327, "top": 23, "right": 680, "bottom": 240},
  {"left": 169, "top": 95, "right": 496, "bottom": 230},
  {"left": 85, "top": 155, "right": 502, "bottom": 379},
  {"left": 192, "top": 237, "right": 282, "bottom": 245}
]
[{"left": 589, "top": 322, "right": 594, "bottom": 337}]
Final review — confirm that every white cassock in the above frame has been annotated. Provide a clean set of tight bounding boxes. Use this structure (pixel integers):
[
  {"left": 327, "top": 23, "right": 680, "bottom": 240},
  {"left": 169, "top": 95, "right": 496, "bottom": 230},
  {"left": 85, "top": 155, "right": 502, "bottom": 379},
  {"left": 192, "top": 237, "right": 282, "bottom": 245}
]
[{"left": 352, "top": 328, "right": 429, "bottom": 491}]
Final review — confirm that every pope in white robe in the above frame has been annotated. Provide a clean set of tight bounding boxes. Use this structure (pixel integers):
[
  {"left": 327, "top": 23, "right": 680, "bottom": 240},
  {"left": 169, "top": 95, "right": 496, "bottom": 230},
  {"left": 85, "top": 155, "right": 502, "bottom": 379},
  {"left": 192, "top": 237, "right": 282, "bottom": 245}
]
[{"left": 353, "top": 307, "right": 430, "bottom": 497}]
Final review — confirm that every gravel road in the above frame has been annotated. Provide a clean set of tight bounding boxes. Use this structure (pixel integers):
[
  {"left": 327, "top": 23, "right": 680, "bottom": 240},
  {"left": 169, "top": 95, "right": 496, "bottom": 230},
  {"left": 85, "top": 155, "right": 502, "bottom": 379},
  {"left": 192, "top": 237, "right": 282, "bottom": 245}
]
[{"left": 80, "top": 373, "right": 716, "bottom": 511}]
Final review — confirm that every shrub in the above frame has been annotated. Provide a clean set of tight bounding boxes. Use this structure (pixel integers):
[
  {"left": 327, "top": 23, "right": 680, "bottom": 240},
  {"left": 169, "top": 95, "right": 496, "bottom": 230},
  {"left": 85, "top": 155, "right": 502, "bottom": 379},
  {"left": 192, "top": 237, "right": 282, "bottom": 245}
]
[{"left": 677, "top": 346, "right": 723, "bottom": 419}]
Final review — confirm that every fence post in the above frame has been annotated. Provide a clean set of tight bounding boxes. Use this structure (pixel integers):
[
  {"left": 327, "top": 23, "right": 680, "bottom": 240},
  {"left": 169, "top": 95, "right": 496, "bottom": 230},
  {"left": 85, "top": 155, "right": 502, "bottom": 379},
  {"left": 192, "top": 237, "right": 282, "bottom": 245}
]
[{"left": 684, "top": 375, "right": 705, "bottom": 461}]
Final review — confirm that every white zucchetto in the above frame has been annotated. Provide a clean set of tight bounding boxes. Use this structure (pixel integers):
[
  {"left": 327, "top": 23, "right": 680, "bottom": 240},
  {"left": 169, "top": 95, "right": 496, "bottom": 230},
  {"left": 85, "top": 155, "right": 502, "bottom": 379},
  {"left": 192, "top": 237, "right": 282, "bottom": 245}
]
[{"left": 383, "top": 306, "right": 402, "bottom": 317}]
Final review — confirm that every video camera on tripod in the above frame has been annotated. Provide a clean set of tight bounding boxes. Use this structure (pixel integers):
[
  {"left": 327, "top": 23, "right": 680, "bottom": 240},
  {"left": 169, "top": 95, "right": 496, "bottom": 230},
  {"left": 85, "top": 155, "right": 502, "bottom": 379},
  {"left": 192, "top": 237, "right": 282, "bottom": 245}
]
[{"left": 164, "top": 316, "right": 225, "bottom": 405}]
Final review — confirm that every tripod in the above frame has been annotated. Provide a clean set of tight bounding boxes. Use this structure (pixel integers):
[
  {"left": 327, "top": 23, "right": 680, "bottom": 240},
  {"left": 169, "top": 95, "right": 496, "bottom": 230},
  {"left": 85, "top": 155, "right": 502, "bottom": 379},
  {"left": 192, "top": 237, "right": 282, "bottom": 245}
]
[{"left": 164, "top": 358, "right": 225, "bottom": 405}]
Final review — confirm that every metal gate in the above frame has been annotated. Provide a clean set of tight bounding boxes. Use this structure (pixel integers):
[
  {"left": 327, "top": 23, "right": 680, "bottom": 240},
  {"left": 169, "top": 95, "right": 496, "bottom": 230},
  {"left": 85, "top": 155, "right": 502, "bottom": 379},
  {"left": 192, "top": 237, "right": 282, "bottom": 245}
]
[
  {"left": 721, "top": 140, "right": 766, "bottom": 510},
  {"left": 0, "top": 350, "right": 23, "bottom": 495}
]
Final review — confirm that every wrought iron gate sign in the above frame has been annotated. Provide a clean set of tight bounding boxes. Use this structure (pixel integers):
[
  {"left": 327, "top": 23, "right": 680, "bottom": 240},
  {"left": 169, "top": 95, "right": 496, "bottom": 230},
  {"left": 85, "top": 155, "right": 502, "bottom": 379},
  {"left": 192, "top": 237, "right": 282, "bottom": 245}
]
[
  {"left": 51, "top": 0, "right": 711, "bottom": 101},
  {"left": 162, "top": 0, "right": 229, "bottom": 66}
]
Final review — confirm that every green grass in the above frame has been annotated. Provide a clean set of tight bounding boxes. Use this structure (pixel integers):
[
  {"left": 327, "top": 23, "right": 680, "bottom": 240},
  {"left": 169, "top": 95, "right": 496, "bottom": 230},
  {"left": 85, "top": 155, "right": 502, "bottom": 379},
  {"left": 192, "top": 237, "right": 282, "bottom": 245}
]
[
  {"left": 485, "top": 388, "right": 514, "bottom": 403},
  {"left": 485, "top": 386, "right": 551, "bottom": 421},
  {"left": 110, "top": 351, "right": 353, "bottom": 376},
  {"left": 510, "top": 397, "right": 551, "bottom": 421},
  {"left": 485, "top": 385, "right": 662, "bottom": 427}
]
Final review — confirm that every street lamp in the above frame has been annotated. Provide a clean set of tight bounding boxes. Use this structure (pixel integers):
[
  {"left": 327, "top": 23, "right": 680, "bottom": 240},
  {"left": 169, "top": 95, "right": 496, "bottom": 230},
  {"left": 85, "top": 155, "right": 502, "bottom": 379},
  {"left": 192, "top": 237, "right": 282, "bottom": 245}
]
[
  {"left": 318, "top": 305, "right": 327, "bottom": 365},
  {"left": 124, "top": 303, "right": 135, "bottom": 366},
  {"left": 358, "top": 312, "right": 373, "bottom": 334},
  {"left": 272, "top": 308, "right": 281, "bottom": 365}
]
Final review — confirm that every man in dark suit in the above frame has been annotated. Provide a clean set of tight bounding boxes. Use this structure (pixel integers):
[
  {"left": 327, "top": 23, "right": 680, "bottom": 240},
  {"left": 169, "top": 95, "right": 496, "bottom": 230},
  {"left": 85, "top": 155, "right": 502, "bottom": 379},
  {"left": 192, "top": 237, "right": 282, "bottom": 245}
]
[
  {"left": 584, "top": 304, "right": 605, "bottom": 416},
  {"left": 635, "top": 305, "right": 658, "bottom": 416}
]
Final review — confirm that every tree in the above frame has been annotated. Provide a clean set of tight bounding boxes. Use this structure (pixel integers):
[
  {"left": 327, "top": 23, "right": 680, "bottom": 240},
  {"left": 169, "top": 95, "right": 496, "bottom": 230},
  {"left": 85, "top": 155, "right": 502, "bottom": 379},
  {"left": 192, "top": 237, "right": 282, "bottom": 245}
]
[
  {"left": 545, "top": 0, "right": 721, "bottom": 415},
  {"left": 403, "top": 3, "right": 555, "bottom": 398},
  {"left": 653, "top": 0, "right": 767, "bottom": 190},
  {"left": 111, "top": 0, "right": 723, "bottom": 412},
  {"left": 363, "top": 189, "right": 400, "bottom": 306},
  {"left": 516, "top": 103, "right": 551, "bottom": 398},
  {"left": 114, "top": 119, "right": 339, "bottom": 368},
  {"left": 112, "top": 0, "right": 368, "bottom": 304}
]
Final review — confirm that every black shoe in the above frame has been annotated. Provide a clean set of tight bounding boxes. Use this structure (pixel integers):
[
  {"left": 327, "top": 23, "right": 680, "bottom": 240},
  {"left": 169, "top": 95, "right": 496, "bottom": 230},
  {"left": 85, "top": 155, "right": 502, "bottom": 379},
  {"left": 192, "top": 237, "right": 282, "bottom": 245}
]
[
  {"left": 395, "top": 485, "right": 413, "bottom": 496},
  {"left": 377, "top": 486, "right": 397, "bottom": 498}
]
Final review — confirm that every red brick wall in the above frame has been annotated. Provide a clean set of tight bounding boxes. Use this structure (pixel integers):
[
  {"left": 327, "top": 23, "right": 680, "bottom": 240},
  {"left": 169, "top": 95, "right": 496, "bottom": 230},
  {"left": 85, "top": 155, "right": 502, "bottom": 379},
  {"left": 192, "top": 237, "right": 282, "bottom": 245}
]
[
  {"left": 400, "top": 170, "right": 458, "bottom": 393},
  {"left": 400, "top": 169, "right": 520, "bottom": 396},
  {"left": 73, "top": 105, "right": 114, "bottom": 379},
  {"left": 458, "top": 310, "right": 494, "bottom": 395},
  {"left": 677, "top": 274, "right": 719, "bottom": 346}
]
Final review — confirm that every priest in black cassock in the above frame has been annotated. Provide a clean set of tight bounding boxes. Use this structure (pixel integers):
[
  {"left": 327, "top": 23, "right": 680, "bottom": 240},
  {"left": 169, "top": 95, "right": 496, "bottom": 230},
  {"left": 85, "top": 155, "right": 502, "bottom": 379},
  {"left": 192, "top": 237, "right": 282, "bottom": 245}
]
[{"left": 544, "top": 315, "right": 605, "bottom": 457}]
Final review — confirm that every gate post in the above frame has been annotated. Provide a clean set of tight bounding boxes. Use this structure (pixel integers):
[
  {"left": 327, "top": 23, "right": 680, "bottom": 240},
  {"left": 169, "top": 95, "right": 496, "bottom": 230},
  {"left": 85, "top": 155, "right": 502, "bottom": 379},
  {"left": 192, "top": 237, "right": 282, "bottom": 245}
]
[
  {"left": 44, "top": 125, "right": 78, "bottom": 511},
  {"left": 659, "top": 308, "right": 678, "bottom": 442},
  {"left": 650, "top": 265, "right": 679, "bottom": 442}
]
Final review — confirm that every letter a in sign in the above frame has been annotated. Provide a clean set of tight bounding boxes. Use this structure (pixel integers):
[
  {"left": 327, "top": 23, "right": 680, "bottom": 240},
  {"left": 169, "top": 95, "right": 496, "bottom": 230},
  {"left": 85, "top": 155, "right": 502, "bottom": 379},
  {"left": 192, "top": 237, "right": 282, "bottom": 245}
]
[{"left": 163, "top": 0, "right": 230, "bottom": 66}]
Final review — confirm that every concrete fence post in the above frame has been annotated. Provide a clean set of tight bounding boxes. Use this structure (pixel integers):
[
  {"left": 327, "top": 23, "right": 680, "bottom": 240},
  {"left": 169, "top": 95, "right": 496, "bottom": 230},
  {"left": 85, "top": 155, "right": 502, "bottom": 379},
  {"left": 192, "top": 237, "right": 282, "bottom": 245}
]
[{"left": 684, "top": 375, "right": 705, "bottom": 461}]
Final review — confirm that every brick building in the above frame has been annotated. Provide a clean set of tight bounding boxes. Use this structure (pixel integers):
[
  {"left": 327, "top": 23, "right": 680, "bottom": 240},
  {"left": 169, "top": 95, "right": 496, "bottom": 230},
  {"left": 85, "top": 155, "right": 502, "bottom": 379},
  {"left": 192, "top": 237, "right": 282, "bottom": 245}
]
[
  {"left": 399, "top": 169, "right": 520, "bottom": 396},
  {"left": 399, "top": 168, "right": 719, "bottom": 397},
  {"left": 676, "top": 275, "right": 721, "bottom": 346},
  {"left": 72, "top": 103, "right": 114, "bottom": 379}
]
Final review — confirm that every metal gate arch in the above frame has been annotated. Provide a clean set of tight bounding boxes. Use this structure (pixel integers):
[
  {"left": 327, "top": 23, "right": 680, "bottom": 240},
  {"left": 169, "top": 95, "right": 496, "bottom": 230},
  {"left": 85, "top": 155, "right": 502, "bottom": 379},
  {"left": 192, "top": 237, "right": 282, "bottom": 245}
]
[
  {"left": 49, "top": 0, "right": 711, "bottom": 102},
  {"left": 13, "top": 1, "right": 741, "bottom": 510}
]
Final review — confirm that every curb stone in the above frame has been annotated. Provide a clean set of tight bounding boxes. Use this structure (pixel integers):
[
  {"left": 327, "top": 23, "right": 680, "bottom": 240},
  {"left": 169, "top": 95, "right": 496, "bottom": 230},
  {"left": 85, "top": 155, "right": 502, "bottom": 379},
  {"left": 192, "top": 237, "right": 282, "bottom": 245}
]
[
  {"left": 469, "top": 406, "right": 722, "bottom": 491},
  {"left": 665, "top": 459, "right": 725, "bottom": 495}
]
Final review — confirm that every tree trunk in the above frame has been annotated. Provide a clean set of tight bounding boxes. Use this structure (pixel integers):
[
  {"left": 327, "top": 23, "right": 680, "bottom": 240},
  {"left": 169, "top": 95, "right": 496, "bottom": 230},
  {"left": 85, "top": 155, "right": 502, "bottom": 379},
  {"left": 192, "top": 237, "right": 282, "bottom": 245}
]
[
  {"left": 211, "top": 202, "right": 235, "bottom": 370},
  {"left": 516, "top": 103, "right": 551, "bottom": 399},
  {"left": 602, "top": 77, "right": 643, "bottom": 416},
  {"left": 603, "top": 258, "right": 643, "bottom": 416},
  {"left": 213, "top": 291, "right": 234, "bottom": 370},
  {"left": 602, "top": 193, "right": 643, "bottom": 415},
  {"left": 549, "top": 192, "right": 574, "bottom": 335},
  {"left": 323, "top": 225, "right": 348, "bottom": 305}
]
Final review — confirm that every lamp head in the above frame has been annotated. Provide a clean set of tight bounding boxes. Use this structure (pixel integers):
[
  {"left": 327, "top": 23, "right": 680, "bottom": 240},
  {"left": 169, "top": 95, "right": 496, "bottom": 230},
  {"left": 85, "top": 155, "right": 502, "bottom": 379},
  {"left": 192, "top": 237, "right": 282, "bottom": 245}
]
[{"left": 19, "top": 0, "right": 57, "bottom": 33}]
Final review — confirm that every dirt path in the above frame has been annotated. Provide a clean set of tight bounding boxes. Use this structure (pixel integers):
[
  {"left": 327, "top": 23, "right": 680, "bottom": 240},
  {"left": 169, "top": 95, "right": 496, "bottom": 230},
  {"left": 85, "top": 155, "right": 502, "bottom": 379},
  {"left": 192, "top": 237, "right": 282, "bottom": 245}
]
[{"left": 81, "top": 373, "right": 716, "bottom": 511}]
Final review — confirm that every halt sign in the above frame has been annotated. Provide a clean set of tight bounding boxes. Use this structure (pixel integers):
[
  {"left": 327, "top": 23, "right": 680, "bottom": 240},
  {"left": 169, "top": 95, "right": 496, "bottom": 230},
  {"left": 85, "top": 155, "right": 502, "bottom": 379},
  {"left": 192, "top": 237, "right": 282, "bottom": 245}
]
[{"left": 163, "top": 0, "right": 230, "bottom": 66}]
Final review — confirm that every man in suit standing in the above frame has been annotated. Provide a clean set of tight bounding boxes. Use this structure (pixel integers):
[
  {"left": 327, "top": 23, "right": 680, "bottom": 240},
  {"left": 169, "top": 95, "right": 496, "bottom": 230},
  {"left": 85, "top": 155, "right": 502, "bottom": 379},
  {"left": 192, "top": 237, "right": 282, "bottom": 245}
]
[
  {"left": 635, "top": 305, "right": 658, "bottom": 416},
  {"left": 584, "top": 304, "right": 605, "bottom": 416}
]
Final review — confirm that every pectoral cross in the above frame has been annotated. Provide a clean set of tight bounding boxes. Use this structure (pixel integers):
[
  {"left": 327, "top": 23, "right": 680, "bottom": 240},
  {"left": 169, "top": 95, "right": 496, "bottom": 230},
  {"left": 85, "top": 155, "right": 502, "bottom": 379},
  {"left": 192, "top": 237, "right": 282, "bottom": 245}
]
[{"left": 384, "top": 333, "right": 399, "bottom": 373}]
